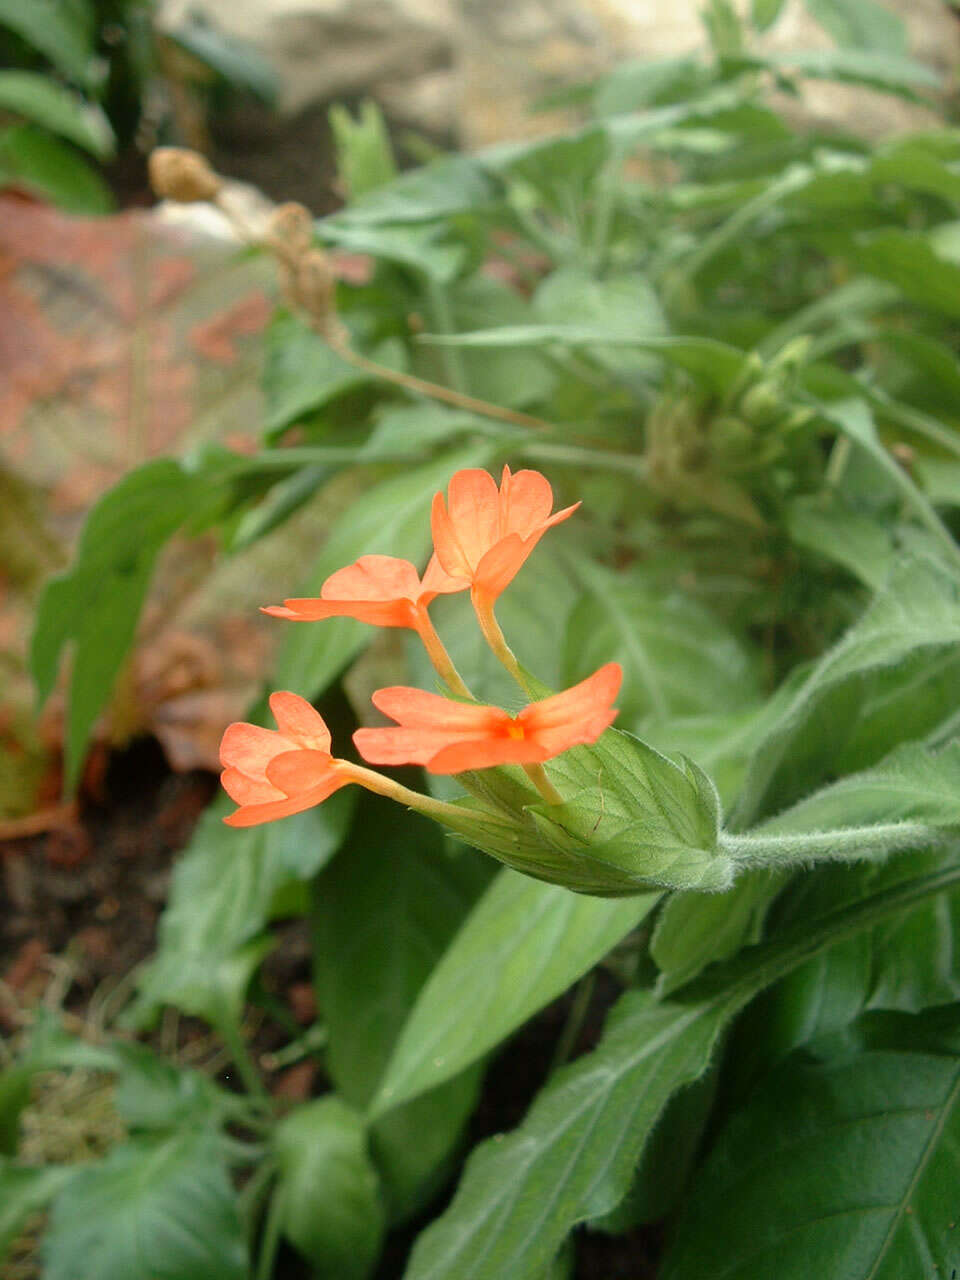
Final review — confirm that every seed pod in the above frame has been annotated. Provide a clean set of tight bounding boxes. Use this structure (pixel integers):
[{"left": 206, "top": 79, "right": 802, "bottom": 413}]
[
  {"left": 266, "top": 202, "right": 314, "bottom": 259},
  {"left": 294, "top": 250, "right": 348, "bottom": 343},
  {"left": 148, "top": 147, "right": 221, "bottom": 203}
]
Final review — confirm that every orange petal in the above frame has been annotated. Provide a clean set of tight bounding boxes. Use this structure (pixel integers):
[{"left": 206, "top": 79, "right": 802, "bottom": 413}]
[
  {"left": 371, "top": 686, "right": 507, "bottom": 732},
  {"left": 321, "top": 555, "right": 422, "bottom": 602},
  {"left": 532, "top": 709, "right": 619, "bottom": 757},
  {"left": 473, "top": 533, "right": 530, "bottom": 600},
  {"left": 431, "top": 491, "right": 474, "bottom": 580},
  {"left": 219, "top": 722, "right": 286, "bottom": 775},
  {"left": 426, "top": 736, "right": 552, "bottom": 774},
  {"left": 353, "top": 727, "right": 463, "bottom": 766},
  {"left": 264, "top": 598, "right": 417, "bottom": 627},
  {"left": 221, "top": 766, "right": 285, "bottom": 805},
  {"left": 265, "top": 748, "right": 338, "bottom": 796},
  {"left": 224, "top": 782, "right": 344, "bottom": 828},
  {"left": 499, "top": 468, "right": 554, "bottom": 537},
  {"left": 520, "top": 663, "right": 623, "bottom": 736},
  {"left": 421, "top": 552, "right": 469, "bottom": 599},
  {"left": 268, "top": 692, "right": 332, "bottom": 752},
  {"left": 445, "top": 469, "right": 501, "bottom": 569}
]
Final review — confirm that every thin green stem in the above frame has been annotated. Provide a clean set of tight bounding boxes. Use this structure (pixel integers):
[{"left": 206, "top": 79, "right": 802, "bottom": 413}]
[
  {"left": 550, "top": 972, "right": 597, "bottom": 1073},
  {"left": 217, "top": 1018, "right": 270, "bottom": 1104},
  {"left": 414, "top": 605, "right": 475, "bottom": 700},
  {"left": 721, "top": 821, "right": 939, "bottom": 868},
  {"left": 341, "top": 762, "right": 503, "bottom": 827},
  {"left": 523, "top": 762, "right": 565, "bottom": 806},
  {"left": 472, "top": 591, "right": 534, "bottom": 697},
  {"left": 255, "top": 1186, "right": 286, "bottom": 1280}
]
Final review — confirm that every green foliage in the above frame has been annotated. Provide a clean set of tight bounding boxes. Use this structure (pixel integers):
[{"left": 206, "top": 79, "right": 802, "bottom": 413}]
[{"left": 20, "top": 9, "right": 960, "bottom": 1279}]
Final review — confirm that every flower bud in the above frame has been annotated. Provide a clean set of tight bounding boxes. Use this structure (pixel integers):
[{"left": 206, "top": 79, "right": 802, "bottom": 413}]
[{"left": 148, "top": 147, "right": 222, "bottom": 203}]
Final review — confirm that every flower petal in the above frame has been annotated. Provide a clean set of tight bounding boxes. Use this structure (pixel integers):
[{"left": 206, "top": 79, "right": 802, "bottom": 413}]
[
  {"left": 499, "top": 467, "right": 555, "bottom": 537},
  {"left": 224, "top": 784, "right": 342, "bottom": 828},
  {"left": 263, "top": 598, "right": 416, "bottom": 627},
  {"left": 421, "top": 552, "right": 469, "bottom": 599},
  {"left": 321, "top": 555, "right": 422, "bottom": 602},
  {"left": 265, "top": 748, "right": 339, "bottom": 796},
  {"left": 431, "top": 491, "right": 474, "bottom": 579},
  {"left": 445, "top": 469, "right": 501, "bottom": 569},
  {"left": 219, "top": 722, "right": 287, "bottom": 776},
  {"left": 221, "top": 766, "right": 285, "bottom": 805},
  {"left": 520, "top": 663, "right": 623, "bottom": 736},
  {"left": 353, "top": 727, "right": 462, "bottom": 766},
  {"left": 426, "top": 737, "right": 551, "bottom": 774},
  {"left": 473, "top": 532, "right": 532, "bottom": 600},
  {"left": 371, "top": 686, "right": 508, "bottom": 732},
  {"left": 269, "top": 692, "right": 332, "bottom": 752}
]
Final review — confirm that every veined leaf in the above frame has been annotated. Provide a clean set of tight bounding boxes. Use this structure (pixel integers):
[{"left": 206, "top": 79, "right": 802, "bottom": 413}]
[
  {"left": 0, "top": 1162, "right": 76, "bottom": 1261},
  {"left": 42, "top": 1130, "right": 248, "bottom": 1280},
  {"left": 0, "top": 0, "right": 95, "bottom": 87},
  {"left": 661, "top": 1009, "right": 960, "bottom": 1280},
  {"left": 732, "top": 558, "right": 960, "bottom": 826},
  {"left": 803, "top": 0, "right": 906, "bottom": 53},
  {"left": 372, "top": 872, "right": 658, "bottom": 1115},
  {"left": 403, "top": 862, "right": 960, "bottom": 1280},
  {"left": 0, "top": 71, "right": 113, "bottom": 158},
  {"left": 273, "top": 1098, "right": 384, "bottom": 1279}
]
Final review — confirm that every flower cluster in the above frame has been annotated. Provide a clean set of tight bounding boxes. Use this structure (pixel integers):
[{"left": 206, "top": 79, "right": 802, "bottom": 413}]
[{"left": 220, "top": 466, "right": 621, "bottom": 830}]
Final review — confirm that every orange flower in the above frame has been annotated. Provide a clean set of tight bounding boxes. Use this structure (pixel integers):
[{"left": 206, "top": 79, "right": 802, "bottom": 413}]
[
  {"left": 220, "top": 692, "right": 353, "bottom": 827},
  {"left": 261, "top": 554, "right": 463, "bottom": 629},
  {"left": 354, "top": 663, "right": 621, "bottom": 774},
  {"left": 431, "top": 466, "right": 579, "bottom": 601}
]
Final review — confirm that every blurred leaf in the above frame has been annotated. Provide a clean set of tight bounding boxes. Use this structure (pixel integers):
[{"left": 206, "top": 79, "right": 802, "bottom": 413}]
[
  {"left": 321, "top": 220, "right": 466, "bottom": 283},
  {"left": 43, "top": 1131, "right": 248, "bottom": 1280},
  {"left": 0, "top": 0, "right": 95, "bottom": 87},
  {"left": 751, "top": 0, "right": 788, "bottom": 32},
  {"left": 449, "top": 273, "right": 555, "bottom": 408},
  {"left": 324, "top": 154, "right": 497, "bottom": 226},
  {"left": 372, "top": 873, "right": 658, "bottom": 1115},
  {"left": 0, "top": 1161, "right": 76, "bottom": 1260},
  {"left": 330, "top": 100, "right": 397, "bottom": 200},
  {"left": 0, "top": 1069, "right": 31, "bottom": 1156},
  {"left": 0, "top": 124, "right": 111, "bottom": 213},
  {"left": 661, "top": 1010, "right": 960, "bottom": 1280},
  {"left": 564, "top": 560, "right": 761, "bottom": 726},
  {"left": 313, "top": 797, "right": 490, "bottom": 1219},
  {"left": 130, "top": 789, "right": 354, "bottom": 1028},
  {"left": 533, "top": 267, "right": 665, "bottom": 379},
  {"left": 404, "top": 862, "right": 960, "bottom": 1280},
  {"left": 273, "top": 1098, "right": 384, "bottom": 1279},
  {"left": 0, "top": 72, "right": 113, "bottom": 157},
  {"left": 803, "top": 0, "right": 907, "bottom": 54},
  {"left": 844, "top": 231, "right": 960, "bottom": 320},
  {"left": 767, "top": 47, "right": 939, "bottom": 98},
  {"left": 787, "top": 495, "right": 894, "bottom": 590},
  {"left": 166, "top": 19, "right": 278, "bottom": 101},
  {"left": 732, "top": 559, "right": 960, "bottom": 826}
]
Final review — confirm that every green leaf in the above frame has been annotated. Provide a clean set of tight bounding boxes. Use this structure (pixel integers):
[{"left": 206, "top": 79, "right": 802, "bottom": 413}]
[
  {"left": 166, "top": 19, "right": 278, "bottom": 101},
  {"left": 533, "top": 730, "right": 729, "bottom": 891},
  {"left": 844, "top": 230, "right": 960, "bottom": 319},
  {"left": 804, "top": 0, "right": 906, "bottom": 52},
  {"left": 276, "top": 446, "right": 492, "bottom": 696},
  {"left": 751, "top": 0, "right": 788, "bottom": 31},
  {"left": 0, "top": 124, "right": 111, "bottom": 214},
  {"left": 661, "top": 1009, "right": 960, "bottom": 1280},
  {"left": 313, "top": 798, "right": 490, "bottom": 1219},
  {"left": 423, "top": 330, "right": 747, "bottom": 396},
  {"left": 330, "top": 100, "right": 397, "bottom": 200},
  {"left": 325, "top": 154, "right": 497, "bottom": 226},
  {"left": 43, "top": 1131, "right": 248, "bottom": 1280},
  {"left": 130, "top": 791, "right": 354, "bottom": 1028},
  {"left": 0, "top": 71, "right": 113, "bottom": 157},
  {"left": 0, "top": 1069, "right": 31, "bottom": 1155},
  {"left": 321, "top": 220, "right": 466, "bottom": 283},
  {"left": 732, "top": 558, "right": 960, "bottom": 826},
  {"left": 403, "top": 860, "right": 960, "bottom": 1280},
  {"left": 787, "top": 495, "right": 894, "bottom": 590},
  {"left": 273, "top": 1097, "right": 384, "bottom": 1279},
  {"left": 0, "top": 0, "right": 95, "bottom": 87},
  {"left": 564, "top": 560, "right": 761, "bottom": 726},
  {"left": 30, "top": 460, "right": 206, "bottom": 787},
  {"left": 533, "top": 267, "right": 665, "bottom": 379},
  {"left": 373, "top": 872, "right": 658, "bottom": 1115},
  {"left": 262, "top": 311, "right": 381, "bottom": 432},
  {"left": 0, "top": 1161, "right": 76, "bottom": 1260},
  {"left": 764, "top": 741, "right": 960, "bottom": 835},
  {"left": 769, "top": 47, "right": 939, "bottom": 98},
  {"left": 449, "top": 273, "right": 555, "bottom": 409}
]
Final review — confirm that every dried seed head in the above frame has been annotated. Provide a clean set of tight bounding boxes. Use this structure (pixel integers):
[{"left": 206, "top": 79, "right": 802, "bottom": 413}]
[
  {"left": 148, "top": 147, "right": 221, "bottom": 203},
  {"left": 293, "top": 249, "right": 347, "bottom": 343},
  {"left": 267, "top": 202, "right": 314, "bottom": 258}
]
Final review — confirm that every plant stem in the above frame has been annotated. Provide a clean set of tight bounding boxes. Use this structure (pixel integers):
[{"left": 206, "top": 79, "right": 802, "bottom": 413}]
[
  {"left": 255, "top": 1186, "right": 286, "bottom": 1280},
  {"left": 472, "top": 590, "right": 534, "bottom": 697},
  {"left": 340, "top": 762, "right": 505, "bottom": 827},
  {"left": 721, "top": 821, "right": 939, "bottom": 868},
  {"left": 217, "top": 1018, "right": 270, "bottom": 1104},
  {"left": 523, "top": 762, "right": 565, "bottom": 806},
  {"left": 414, "top": 605, "right": 475, "bottom": 699}
]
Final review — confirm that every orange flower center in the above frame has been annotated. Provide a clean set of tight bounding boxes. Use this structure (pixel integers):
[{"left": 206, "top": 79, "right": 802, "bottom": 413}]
[{"left": 506, "top": 721, "right": 526, "bottom": 740}]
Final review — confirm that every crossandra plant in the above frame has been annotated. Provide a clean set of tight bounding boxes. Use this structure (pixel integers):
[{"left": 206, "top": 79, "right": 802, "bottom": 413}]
[{"left": 10, "top": 0, "right": 960, "bottom": 1275}]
